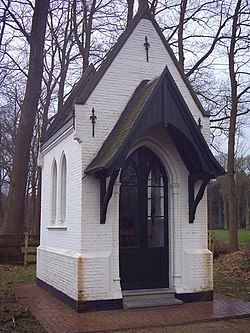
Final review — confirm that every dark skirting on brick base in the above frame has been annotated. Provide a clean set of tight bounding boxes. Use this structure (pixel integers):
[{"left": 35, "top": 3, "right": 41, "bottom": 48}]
[
  {"left": 36, "top": 278, "right": 123, "bottom": 312},
  {"left": 176, "top": 290, "right": 213, "bottom": 303}
]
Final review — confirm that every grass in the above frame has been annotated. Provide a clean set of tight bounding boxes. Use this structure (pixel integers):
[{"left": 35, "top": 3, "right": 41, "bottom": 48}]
[
  {"left": 212, "top": 229, "right": 250, "bottom": 249},
  {"left": 0, "top": 265, "right": 36, "bottom": 290},
  {"left": 0, "top": 264, "right": 46, "bottom": 333}
]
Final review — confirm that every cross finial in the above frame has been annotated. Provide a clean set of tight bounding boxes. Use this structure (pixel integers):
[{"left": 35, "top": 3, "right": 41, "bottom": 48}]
[
  {"left": 90, "top": 107, "right": 97, "bottom": 137},
  {"left": 144, "top": 36, "right": 150, "bottom": 62},
  {"left": 198, "top": 117, "right": 203, "bottom": 130}
]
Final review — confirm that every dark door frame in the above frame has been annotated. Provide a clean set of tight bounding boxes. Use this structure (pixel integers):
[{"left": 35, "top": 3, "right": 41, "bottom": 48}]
[{"left": 119, "top": 146, "right": 169, "bottom": 290}]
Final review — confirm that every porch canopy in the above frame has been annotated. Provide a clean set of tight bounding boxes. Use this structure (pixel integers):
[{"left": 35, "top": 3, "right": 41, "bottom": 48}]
[
  {"left": 85, "top": 65, "right": 224, "bottom": 179},
  {"left": 85, "top": 66, "right": 225, "bottom": 223}
]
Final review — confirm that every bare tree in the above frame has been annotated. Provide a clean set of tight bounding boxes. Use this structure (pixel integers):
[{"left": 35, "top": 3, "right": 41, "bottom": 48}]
[
  {"left": 127, "top": 0, "right": 135, "bottom": 25},
  {"left": 0, "top": 0, "right": 11, "bottom": 49},
  {"left": 177, "top": 0, "right": 187, "bottom": 68},
  {"left": 1, "top": 0, "right": 49, "bottom": 241},
  {"left": 227, "top": 0, "right": 249, "bottom": 252},
  {"left": 0, "top": 83, "right": 22, "bottom": 230}
]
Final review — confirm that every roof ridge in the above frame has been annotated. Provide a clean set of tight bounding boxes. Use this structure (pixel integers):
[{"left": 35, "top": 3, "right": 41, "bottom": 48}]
[
  {"left": 43, "top": 64, "right": 96, "bottom": 142},
  {"left": 75, "top": 7, "right": 154, "bottom": 105}
]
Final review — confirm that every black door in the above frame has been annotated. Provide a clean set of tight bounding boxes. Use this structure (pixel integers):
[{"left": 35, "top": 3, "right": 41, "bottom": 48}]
[{"left": 119, "top": 147, "right": 169, "bottom": 290}]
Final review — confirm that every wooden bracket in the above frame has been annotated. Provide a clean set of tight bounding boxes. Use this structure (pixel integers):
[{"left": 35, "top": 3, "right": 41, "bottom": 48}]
[
  {"left": 100, "top": 169, "right": 119, "bottom": 224},
  {"left": 189, "top": 174, "right": 210, "bottom": 223}
]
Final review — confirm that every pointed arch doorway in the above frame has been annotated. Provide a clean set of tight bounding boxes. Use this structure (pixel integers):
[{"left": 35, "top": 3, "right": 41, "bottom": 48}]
[{"left": 119, "top": 147, "right": 169, "bottom": 290}]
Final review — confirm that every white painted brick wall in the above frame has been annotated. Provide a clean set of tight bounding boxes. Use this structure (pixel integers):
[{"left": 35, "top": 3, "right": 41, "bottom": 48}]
[
  {"left": 37, "top": 245, "right": 82, "bottom": 301},
  {"left": 181, "top": 249, "right": 213, "bottom": 293},
  {"left": 39, "top": 130, "right": 83, "bottom": 252},
  {"left": 75, "top": 18, "right": 209, "bottom": 170},
  {"left": 38, "top": 17, "right": 212, "bottom": 303}
]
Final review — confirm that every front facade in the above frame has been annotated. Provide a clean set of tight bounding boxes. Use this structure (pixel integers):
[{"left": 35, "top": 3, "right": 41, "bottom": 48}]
[{"left": 37, "top": 8, "right": 224, "bottom": 311}]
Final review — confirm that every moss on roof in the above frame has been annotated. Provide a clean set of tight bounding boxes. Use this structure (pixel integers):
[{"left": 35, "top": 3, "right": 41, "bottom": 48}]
[{"left": 85, "top": 78, "right": 158, "bottom": 173}]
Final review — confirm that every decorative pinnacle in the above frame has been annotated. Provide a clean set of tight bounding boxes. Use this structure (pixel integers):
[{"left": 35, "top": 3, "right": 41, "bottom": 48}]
[
  {"left": 144, "top": 36, "right": 150, "bottom": 62},
  {"left": 138, "top": 0, "right": 149, "bottom": 12}
]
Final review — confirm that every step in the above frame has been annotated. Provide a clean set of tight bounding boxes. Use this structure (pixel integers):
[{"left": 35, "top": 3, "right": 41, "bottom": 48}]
[
  {"left": 122, "top": 288, "right": 183, "bottom": 309},
  {"left": 123, "top": 297, "right": 183, "bottom": 310},
  {"left": 122, "top": 288, "right": 176, "bottom": 301}
]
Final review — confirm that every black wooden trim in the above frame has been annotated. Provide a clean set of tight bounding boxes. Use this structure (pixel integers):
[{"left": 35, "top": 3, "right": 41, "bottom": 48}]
[
  {"left": 150, "top": 19, "right": 209, "bottom": 117},
  {"left": 189, "top": 174, "right": 210, "bottom": 223},
  {"left": 119, "top": 147, "right": 169, "bottom": 289},
  {"left": 85, "top": 67, "right": 225, "bottom": 178},
  {"left": 36, "top": 278, "right": 122, "bottom": 312},
  {"left": 176, "top": 291, "right": 213, "bottom": 303},
  {"left": 100, "top": 169, "right": 119, "bottom": 224},
  {"left": 41, "top": 118, "right": 73, "bottom": 150},
  {"left": 100, "top": 173, "right": 106, "bottom": 215}
]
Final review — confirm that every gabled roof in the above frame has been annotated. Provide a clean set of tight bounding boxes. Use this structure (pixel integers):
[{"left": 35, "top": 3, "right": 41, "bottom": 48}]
[
  {"left": 85, "top": 66, "right": 225, "bottom": 179},
  {"left": 43, "top": 6, "right": 209, "bottom": 145}
]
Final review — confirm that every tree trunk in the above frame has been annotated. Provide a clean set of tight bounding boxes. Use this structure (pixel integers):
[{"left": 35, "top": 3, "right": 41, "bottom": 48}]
[
  {"left": 1, "top": 0, "right": 49, "bottom": 237},
  {"left": 0, "top": 195, "right": 4, "bottom": 231},
  {"left": 237, "top": 198, "right": 240, "bottom": 228},
  {"left": 227, "top": 0, "right": 241, "bottom": 253},
  {"left": 223, "top": 193, "right": 229, "bottom": 230},
  {"left": 178, "top": 0, "right": 188, "bottom": 69},
  {"left": 32, "top": 168, "right": 42, "bottom": 235},
  {"left": 246, "top": 192, "right": 250, "bottom": 231},
  {"left": 127, "top": 0, "right": 134, "bottom": 26}
]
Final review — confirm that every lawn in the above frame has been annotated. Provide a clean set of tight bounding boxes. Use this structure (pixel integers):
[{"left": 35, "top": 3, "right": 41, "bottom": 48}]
[
  {"left": 212, "top": 229, "right": 250, "bottom": 249},
  {"left": 0, "top": 264, "right": 46, "bottom": 333}
]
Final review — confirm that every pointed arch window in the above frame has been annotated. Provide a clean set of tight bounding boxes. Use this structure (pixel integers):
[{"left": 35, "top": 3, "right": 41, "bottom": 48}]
[
  {"left": 49, "top": 154, "right": 67, "bottom": 229},
  {"left": 59, "top": 153, "right": 67, "bottom": 224},
  {"left": 51, "top": 160, "right": 57, "bottom": 224}
]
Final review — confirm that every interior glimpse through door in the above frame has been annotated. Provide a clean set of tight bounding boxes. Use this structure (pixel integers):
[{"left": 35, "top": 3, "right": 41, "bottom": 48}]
[{"left": 119, "top": 147, "right": 169, "bottom": 290}]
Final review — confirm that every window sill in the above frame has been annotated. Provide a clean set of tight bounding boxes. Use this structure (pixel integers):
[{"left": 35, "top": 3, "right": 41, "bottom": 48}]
[{"left": 47, "top": 225, "right": 67, "bottom": 230}]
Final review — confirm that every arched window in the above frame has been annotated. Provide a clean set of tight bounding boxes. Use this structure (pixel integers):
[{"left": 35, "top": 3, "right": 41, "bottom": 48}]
[
  {"left": 51, "top": 160, "right": 57, "bottom": 224},
  {"left": 59, "top": 153, "right": 67, "bottom": 224}
]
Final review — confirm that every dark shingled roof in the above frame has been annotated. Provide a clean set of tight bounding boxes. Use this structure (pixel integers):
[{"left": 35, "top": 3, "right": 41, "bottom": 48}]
[
  {"left": 43, "top": 64, "right": 96, "bottom": 143},
  {"left": 43, "top": 6, "right": 209, "bottom": 145},
  {"left": 85, "top": 66, "right": 225, "bottom": 179},
  {"left": 85, "top": 78, "right": 158, "bottom": 174}
]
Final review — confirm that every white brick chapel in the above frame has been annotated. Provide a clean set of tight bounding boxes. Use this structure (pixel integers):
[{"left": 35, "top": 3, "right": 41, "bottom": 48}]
[{"left": 37, "top": 5, "right": 224, "bottom": 312}]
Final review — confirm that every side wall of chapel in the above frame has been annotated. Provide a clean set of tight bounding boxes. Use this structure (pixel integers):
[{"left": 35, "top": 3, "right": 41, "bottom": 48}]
[{"left": 37, "top": 129, "right": 84, "bottom": 301}]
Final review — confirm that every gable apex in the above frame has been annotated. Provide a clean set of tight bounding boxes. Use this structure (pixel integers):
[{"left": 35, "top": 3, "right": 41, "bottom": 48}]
[
  {"left": 75, "top": 6, "right": 154, "bottom": 105},
  {"left": 44, "top": 6, "right": 208, "bottom": 145},
  {"left": 75, "top": 7, "right": 207, "bottom": 118}
]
